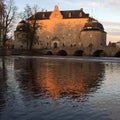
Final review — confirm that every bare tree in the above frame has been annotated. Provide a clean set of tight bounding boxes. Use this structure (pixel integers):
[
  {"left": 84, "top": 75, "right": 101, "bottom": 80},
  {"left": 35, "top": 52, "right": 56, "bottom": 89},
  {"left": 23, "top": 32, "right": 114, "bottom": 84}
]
[
  {"left": 0, "top": 0, "right": 4, "bottom": 46},
  {"left": 20, "top": 4, "right": 40, "bottom": 50},
  {"left": 2, "top": 0, "right": 17, "bottom": 49}
]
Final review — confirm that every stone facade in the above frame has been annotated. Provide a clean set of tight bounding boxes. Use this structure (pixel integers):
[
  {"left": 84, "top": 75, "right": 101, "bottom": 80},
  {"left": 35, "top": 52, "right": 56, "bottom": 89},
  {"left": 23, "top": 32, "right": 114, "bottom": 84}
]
[
  {"left": 14, "top": 5, "right": 106, "bottom": 50},
  {"left": 14, "top": 20, "right": 31, "bottom": 49},
  {"left": 80, "top": 19, "right": 106, "bottom": 48}
]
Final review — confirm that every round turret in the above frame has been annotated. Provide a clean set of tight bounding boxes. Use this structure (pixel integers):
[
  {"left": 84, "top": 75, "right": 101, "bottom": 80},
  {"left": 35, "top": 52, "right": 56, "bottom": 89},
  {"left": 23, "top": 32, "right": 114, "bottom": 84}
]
[
  {"left": 83, "top": 18, "right": 104, "bottom": 31},
  {"left": 16, "top": 20, "right": 30, "bottom": 32},
  {"left": 80, "top": 18, "right": 106, "bottom": 48}
]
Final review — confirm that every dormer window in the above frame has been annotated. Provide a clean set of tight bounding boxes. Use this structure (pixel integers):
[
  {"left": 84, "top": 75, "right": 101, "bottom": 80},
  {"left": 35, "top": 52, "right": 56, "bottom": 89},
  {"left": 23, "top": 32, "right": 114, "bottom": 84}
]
[
  {"left": 87, "top": 27, "right": 92, "bottom": 29},
  {"left": 79, "top": 12, "right": 82, "bottom": 17},
  {"left": 19, "top": 28, "right": 23, "bottom": 30},
  {"left": 42, "top": 13, "right": 45, "bottom": 18},
  {"left": 68, "top": 12, "right": 71, "bottom": 17}
]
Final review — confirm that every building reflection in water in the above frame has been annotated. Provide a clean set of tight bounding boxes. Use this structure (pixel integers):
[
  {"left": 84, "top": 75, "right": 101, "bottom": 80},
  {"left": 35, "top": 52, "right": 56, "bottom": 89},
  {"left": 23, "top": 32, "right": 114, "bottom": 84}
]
[{"left": 14, "top": 57, "right": 105, "bottom": 102}]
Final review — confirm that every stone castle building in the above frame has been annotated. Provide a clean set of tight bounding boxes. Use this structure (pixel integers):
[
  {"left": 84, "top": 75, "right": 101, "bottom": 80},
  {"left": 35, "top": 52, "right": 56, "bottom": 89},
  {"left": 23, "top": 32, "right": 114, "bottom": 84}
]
[{"left": 14, "top": 5, "right": 106, "bottom": 51}]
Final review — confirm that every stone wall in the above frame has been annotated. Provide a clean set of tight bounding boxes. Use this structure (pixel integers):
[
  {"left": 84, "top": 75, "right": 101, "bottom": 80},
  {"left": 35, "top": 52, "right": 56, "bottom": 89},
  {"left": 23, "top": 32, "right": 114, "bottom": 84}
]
[
  {"left": 80, "top": 30, "right": 106, "bottom": 48},
  {"left": 32, "top": 18, "right": 88, "bottom": 49}
]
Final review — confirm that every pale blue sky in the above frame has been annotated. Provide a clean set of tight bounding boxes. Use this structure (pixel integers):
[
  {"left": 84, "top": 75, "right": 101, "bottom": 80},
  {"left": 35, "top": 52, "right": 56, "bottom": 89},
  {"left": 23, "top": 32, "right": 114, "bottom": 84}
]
[{"left": 14, "top": 0, "right": 120, "bottom": 43}]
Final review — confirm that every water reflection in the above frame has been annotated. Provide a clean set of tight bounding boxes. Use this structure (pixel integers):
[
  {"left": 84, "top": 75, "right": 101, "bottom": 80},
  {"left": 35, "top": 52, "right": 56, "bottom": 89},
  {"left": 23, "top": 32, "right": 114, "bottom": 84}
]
[
  {"left": 0, "top": 58, "right": 8, "bottom": 113},
  {"left": 13, "top": 57, "right": 105, "bottom": 102},
  {"left": 2, "top": 56, "right": 120, "bottom": 120}
]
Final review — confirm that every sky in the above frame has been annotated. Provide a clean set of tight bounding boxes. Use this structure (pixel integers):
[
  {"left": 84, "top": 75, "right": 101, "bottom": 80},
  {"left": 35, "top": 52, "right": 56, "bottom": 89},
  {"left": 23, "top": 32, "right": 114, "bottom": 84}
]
[{"left": 14, "top": 0, "right": 120, "bottom": 43}]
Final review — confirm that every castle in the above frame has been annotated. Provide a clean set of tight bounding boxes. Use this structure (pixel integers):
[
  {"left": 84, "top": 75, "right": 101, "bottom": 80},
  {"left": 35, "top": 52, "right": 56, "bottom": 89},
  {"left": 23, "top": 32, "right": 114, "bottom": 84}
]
[{"left": 14, "top": 5, "right": 106, "bottom": 52}]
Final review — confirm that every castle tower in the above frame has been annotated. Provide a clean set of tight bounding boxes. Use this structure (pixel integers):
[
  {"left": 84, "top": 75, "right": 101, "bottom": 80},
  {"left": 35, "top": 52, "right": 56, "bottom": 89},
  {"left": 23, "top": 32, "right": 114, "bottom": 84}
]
[
  {"left": 14, "top": 20, "right": 31, "bottom": 49},
  {"left": 80, "top": 18, "right": 106, "bottom": 48}
]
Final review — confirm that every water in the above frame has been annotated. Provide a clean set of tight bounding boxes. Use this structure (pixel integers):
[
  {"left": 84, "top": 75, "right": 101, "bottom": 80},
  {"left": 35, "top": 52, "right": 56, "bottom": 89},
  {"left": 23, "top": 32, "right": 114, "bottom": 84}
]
[{"left": 0, "top": 56, "right": 120, "bottom": 120}]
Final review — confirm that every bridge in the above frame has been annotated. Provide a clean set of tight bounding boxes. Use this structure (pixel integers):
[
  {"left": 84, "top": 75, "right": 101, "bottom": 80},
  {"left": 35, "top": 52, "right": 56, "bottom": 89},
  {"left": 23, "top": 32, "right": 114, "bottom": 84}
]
[{"left": 42, "top": 46, "right": 120, "bottom": 57}]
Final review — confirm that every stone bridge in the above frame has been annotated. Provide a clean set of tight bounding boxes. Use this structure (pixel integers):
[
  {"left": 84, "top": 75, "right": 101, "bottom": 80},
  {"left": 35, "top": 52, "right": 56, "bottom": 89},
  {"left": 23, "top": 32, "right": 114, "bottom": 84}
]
[{"left": 42, "top": 46, "right": 120, "bottom": 57}]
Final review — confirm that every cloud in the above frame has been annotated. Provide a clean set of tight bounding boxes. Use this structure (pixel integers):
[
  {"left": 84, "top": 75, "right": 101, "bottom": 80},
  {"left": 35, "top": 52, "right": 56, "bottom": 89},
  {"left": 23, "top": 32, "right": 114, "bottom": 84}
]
[
  {"left": 91, "top": 2, "right": 101, "bottom": 7},
  {"left": 106, "top": 0, "right": 120, "bottom": 8},
  {"left": 102, "top": 21, "right": 120, "bottom": 42},
  {"left": 88, "top": 0, "right": 120, "bottom": 9},
  {"left": 103, "top": 21, "right": 120, "bottom": 31},
  {"left": 107, "top": 35, "right": 120, "bottom": 43},
  {"left": 90, "top": 0, "right": 120, "bottom": 8},
  {"left": 103, "top": 21, "right": 120, "bottom": 27},
  {"left": 59, "top": 0, "right": 85, "bottom": 9},
  {"left": 102, "top": 21, "right": 120, "bottom": 35},
  {"left": 59, "top": 0, "right": 120, "bottom": 9}
]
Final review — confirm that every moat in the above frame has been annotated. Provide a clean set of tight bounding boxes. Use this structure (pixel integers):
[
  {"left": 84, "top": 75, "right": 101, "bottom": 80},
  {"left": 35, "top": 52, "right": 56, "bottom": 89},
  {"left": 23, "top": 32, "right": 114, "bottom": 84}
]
[{"left": 0, "top": 56, "right": 120, "bottom": 120}]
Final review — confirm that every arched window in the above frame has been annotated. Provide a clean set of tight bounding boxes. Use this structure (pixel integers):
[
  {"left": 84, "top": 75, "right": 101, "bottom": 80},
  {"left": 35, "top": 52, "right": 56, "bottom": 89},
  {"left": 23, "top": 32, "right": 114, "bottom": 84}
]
[
  {"left": 42, "top": 13, "right": 45, "bottom": 18},
  {"left": 54, "top": 42, "right": 58, "bottom": 48},
  {"left": 79, "top": 12, "right": 82, "bottom": 17},
  {"left": 68, "top": 12, "right": 71, "bottom": 17}
]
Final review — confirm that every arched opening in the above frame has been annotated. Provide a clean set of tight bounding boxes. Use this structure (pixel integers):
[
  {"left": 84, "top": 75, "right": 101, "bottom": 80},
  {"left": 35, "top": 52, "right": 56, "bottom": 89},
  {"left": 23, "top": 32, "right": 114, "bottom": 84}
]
[
  {"left": 74, "top": 50, "right": 84, "bottom": 56},
  {"left": 115, "top": 51, "right": 120, "bottom": 57},
  {"left": 54, "top": 42, "right": 58, "bottom": 48},
  {"left": 93, "top": 50, "right": 106, "bottom": 57},
  {"left": 46, "top": 51, "right": 53, "bottom": 55},
  {"left": 57, "top": 50, "right": 67, "bottom": 56}
]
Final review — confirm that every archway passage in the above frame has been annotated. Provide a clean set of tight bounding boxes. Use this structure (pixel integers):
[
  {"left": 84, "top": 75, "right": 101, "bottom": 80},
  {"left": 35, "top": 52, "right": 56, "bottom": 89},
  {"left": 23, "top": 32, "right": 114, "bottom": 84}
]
[
  {"left": 74, "top": 50, "right": 84, "bottom": 56},
  {"left": 93, "top": 50, "right": 106, "bottom": 57},
  {"left": 54, "top": 42, "right": 58, "bottom": 48},
  {"left": 46, "top": 51, "right": 53, "bottom": 55},
  {"left": 115, "top": 51, "right": 120, "bottom": 57},
  {"left": 57, "top": 50, "right": 67, "bottom": 56}
]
